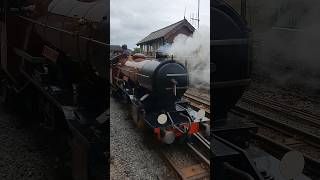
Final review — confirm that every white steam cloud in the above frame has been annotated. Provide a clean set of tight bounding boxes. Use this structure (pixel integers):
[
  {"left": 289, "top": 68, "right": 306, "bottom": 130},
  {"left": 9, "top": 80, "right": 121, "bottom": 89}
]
[
  {"left": 168, "top": 26, "right": 210, "bottom": 90},
  {"left": 247, "top": 0, "right": 320, "bottom": 92}
]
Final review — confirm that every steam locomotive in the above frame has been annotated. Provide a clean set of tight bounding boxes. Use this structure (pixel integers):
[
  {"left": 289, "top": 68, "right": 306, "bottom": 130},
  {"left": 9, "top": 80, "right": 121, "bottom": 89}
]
[
  {"left": 212, "top": 0, "right": 270, "bottom": 179},
  {"left": 212, "top": 1, "right": 309, "bottom": 180},
  {"left": 111, "top": 54, "right": 209, "bottom": 144},
  {"left": 0, "top": 0, "right": 108, "bottom": 180}
]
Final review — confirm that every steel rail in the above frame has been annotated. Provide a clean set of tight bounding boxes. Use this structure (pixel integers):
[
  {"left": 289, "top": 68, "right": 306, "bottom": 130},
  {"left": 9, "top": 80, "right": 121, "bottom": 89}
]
[
  {"left": 159, "top": 145, "right": 210, "bottom": 180},
  {"left": 184, "top": 92, "right": 210, "bottom": 106},
  {"left": 186, "top": 142, "right": 210, "bottom": 165},
  {"left": 242, "top": 92, "right": 320, "bottom": 129},
  {"left": 187, "top": 133, "right": 211, "bottom": 166}
]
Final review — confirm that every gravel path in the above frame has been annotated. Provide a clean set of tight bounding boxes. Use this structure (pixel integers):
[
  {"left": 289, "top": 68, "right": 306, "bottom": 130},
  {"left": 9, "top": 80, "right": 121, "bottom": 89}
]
[
  {"left": 110, "top": 97, "right": 176, "bottom": 180},
  {"left": 0, "top": 106, "right": 53, "bottom": 180}
]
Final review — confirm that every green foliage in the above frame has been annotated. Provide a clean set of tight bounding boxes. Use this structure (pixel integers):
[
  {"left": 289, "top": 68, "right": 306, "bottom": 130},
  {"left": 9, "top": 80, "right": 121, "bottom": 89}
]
[{"left": 133, "top": 47, "right": 142, "bottom": 54}]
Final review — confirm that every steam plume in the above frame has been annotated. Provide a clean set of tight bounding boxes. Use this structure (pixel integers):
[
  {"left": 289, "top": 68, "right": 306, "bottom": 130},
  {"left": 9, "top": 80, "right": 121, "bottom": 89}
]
[
  {"left": 248, "top": 0, "right": 320, "bottom": 92},
  {"left": 169, "top": 26, "right": 210, "bottom": 90}
]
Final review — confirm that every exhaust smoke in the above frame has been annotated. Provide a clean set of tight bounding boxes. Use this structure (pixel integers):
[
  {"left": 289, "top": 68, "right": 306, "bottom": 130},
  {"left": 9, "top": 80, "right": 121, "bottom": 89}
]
[{"left": 168, "top": 26, "right": 210, "bottom": 90}]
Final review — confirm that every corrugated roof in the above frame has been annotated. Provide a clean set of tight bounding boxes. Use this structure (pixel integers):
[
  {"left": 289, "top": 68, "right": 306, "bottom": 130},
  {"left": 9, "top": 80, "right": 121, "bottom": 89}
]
[{"left": 137, "top": 19, "right": 195, "bottom": 45}]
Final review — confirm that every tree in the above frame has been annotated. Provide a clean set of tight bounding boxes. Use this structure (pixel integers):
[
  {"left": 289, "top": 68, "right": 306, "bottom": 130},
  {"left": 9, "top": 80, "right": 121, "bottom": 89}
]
[{"left": 133, "top": 47, "right": 142, "bottom": 54}]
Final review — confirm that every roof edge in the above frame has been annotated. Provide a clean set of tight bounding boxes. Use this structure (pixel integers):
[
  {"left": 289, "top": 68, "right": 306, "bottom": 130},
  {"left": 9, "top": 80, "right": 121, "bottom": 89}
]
[{"left": 136, "top": 19, "right": 195, "bottom": 45}]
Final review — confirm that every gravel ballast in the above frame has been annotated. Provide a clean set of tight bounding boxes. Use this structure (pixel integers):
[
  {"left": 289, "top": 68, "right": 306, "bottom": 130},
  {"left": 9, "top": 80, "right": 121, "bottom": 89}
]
[
  {"left": 0, "top": 106, "right": 53, "bottom": 180},
  {"left": 110, "top": 97, "right": 176, "bottom": 180}
]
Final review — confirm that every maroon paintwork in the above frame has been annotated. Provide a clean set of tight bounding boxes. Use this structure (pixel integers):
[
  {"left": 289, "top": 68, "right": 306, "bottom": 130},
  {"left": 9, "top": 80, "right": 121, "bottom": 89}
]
[{"left": 1, "top": 0, "right": 108, "bottom": 85}]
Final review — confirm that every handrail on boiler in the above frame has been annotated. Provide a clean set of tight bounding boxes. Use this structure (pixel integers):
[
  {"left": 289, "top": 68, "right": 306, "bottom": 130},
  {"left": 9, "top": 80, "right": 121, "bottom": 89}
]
[{"left": 17, "top": 15, "right": 109, "bottom": 48}]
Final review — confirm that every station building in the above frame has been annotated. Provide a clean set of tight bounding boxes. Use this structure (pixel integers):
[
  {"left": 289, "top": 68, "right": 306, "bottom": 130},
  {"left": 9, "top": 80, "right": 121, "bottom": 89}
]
[{"left": 137, "top": 19, "right": 195, "bottom": 57}]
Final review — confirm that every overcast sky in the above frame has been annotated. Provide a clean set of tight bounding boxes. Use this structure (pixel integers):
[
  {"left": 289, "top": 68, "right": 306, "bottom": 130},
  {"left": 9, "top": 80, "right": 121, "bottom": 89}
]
[{"left": 110, "top": 0, "right": 210, "bottom": 49}]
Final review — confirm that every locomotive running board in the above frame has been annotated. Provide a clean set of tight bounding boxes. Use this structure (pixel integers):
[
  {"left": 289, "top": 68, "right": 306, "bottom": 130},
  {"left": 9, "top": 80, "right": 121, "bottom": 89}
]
[
  {"left": 211, "top": 38, "right": 248, "bottom": 46},
  {"left": 212, "top": 135, "right": 264, "bottom": 180},
  {"left": 13, "top": 48, "right": 46, "bottom": 64},
  {"left": 214, "top": 79, "right": 251, "bottom": 88}
]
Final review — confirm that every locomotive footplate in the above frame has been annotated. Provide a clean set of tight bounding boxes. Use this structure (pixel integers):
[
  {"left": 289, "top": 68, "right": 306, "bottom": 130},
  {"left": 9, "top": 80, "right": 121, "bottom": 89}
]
[
  {"left": 213, "top": 135, "right": 312, "bottom": 180},
  {"left": 213, "top": 115, "right": 258, "bottom": 147},
  {"left": 212, "top": 135, "right": 264, "bottom": 180},
  {"left": 62, "top": 106, "right": 107, "bottom": 180}
]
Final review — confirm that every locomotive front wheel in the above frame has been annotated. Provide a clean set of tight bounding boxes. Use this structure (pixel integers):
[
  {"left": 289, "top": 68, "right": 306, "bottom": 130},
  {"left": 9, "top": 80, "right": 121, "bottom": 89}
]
[
  {"left": 132, "top": 105, "right": 146, "bottom": 129},
  {"left": 137, "top": 111, "right": 146, "bottom": 129},
  {"left": 137, "top": 108, "right": 147, "bottom": 129}
]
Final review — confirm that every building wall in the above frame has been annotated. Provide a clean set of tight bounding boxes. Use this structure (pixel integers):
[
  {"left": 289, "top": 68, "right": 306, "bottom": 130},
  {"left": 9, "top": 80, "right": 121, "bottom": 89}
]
[
  {"left": 140, "top": 26, "right": 194, "bottom": 57},
  {"left": 140, "top": 43, "right": 155, "bottom": 57},
  {"left": 165, "top": 26, "right": 193, "bottom": 43}
]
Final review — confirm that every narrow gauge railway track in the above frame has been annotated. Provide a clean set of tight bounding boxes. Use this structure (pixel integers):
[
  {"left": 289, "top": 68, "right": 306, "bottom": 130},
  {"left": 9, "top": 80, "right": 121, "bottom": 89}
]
[
  {"left": 184, "top": 92, "right": 210, "bottom": 107},
  {"left": 238, "top": 92, "right": 320, "bottom": 145},
  {"left": 156, "top": 89, "right": 210, "bottom": 179},
  {"left": 187, "top": 133, "right": 210, "bottom": 165},
  {"left": 184, "top": 91, "right": 210, "bottom": 117},
  {"left": 234, "top": 94, "right": 320, "bottom": 177},
  {"left": 159, "top": 133, "right": 210, "bottom": 180},
  {"left": 183, "top": 90, "right": 211, "bottom": 142},
  {"left": 242, "top": 92, "right": 320, "bottom": 129}
]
